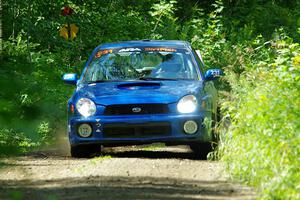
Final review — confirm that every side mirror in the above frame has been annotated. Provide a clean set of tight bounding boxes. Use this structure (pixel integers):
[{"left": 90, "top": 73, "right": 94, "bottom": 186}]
[
  {"left": 204, "top": 69, "right": 223, "bottom": 81},
  {"left": 62, "top": 73, "right": 78, "bottom": 85}
]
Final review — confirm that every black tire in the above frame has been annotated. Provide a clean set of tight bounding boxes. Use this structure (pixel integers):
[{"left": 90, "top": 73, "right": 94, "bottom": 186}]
[
  {"left": 189, "top": 142, "right": 212, "bottom": 160},
  {"left": 70, "top": 144, "right": 102, "bottom": 158}
]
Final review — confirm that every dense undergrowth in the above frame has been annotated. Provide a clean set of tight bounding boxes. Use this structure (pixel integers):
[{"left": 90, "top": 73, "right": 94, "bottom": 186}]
[
  {"left": 1, "top": 0, "right": 300, "bottom": 199},
  {"left": 218, "top": 35, "right": 300, "bottom": 199}
]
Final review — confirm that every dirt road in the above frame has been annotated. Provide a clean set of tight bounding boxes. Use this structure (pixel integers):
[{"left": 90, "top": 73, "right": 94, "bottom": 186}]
[{"left": 0, "top": 144, "right": 256, "bottom": 200}]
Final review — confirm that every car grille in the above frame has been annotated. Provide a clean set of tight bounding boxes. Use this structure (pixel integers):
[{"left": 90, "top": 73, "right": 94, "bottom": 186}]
[
  {"left": 104, "top": 104, "right": 169, "bottom": 115},
  {"left": 103, "top": 122, "right": 171, "bottom": 138}
]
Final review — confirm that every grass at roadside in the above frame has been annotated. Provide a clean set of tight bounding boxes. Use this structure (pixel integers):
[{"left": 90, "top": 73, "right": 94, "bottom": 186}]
[
  {"left": 141, "top": 143, "right": 166, "bottom": 151},
  {"left": 90, "top": 155, "right": 113, "bottom": 165},
  {"left": 218, "top": 37, "right": 300, "bottom": 200}
]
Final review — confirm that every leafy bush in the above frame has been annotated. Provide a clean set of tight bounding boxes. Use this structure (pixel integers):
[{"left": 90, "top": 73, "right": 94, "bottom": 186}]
[
  {"left": 1, "top": 1, "right": 300, "bottom": 198},
  {"left": 0, "top": 129, "right": 35, "bottom": 155},
  {"left": 0, "top": 34, "right": 72, "bottom": 154},
  {"left": 219, "top": 34, "right": 300, "bottom": 199}
]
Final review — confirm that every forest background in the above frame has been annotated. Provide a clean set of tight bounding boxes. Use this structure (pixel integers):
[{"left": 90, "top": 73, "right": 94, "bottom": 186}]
[{"left": 1, "top": 0, "right": 299, "bottom": 199}]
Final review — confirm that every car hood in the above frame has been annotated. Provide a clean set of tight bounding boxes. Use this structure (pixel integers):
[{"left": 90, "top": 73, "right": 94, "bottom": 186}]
[{"left": 76, "top": 81, "right": 203, "bottom": 105}]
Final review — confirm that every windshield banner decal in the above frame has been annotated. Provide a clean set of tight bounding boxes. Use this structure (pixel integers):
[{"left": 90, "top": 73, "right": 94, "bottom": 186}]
[
  {"left": 94, "top": 47, "right": 184, "bottom": 59},
  {"left": 144, "top": 47, "right": 177, "bottom": 52},
  {"left": 95, "top": 49, "right": 113, "bottom": 58}
]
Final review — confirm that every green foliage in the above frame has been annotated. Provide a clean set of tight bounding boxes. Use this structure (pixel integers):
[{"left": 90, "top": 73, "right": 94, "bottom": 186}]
[
  {"left": 180, "top": 0, "right": 227, "bottom": 69},
  {"left": 142, "top": 143, "right": 165, "bottom": 151},
  {"left": 0, "top": 33, "right": 72, "bottom": 154},
  {"left": 7, "top": 190, "right": 23, "bottom": 200},
  {"left": 149, "top": 0, "right": 178, "bottom": 39},
  {"left": 222, "top": 0, "right": 300, "bottom": 40},
  {"left": 0, "top": 129, "right": 35, "bottom": 155},
  {"left": 1, "top": 1, "right": 300, "bottom": 198},
  {"left": 218, "top": 33, "right": 300, "bottom": 199},
  {"left": 90, "top": 155, "right": 112, "bottom": 165}
]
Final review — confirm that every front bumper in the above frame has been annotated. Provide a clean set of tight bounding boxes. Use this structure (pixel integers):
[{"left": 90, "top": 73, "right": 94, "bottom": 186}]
[{"left": 68, "top": 113, "right": 212, "bottom": 146}]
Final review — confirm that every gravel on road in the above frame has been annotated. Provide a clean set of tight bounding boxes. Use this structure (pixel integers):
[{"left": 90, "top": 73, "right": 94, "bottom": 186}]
[{"left": 0, "top": 145, "right": 256, "bottom": 200}]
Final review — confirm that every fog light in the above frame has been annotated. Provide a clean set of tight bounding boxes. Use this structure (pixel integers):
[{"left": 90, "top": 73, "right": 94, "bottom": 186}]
[
  {"left": 183, "top": 120, "right": 198, "bottom": 134},
  {"left": 78, "top": 123, "right": 92, "bottom": 137}
]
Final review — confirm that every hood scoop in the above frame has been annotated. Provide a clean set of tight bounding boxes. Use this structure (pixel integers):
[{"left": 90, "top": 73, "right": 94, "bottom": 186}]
[{"left": 117, "top": 82, "right": 161, "bottom": 90}]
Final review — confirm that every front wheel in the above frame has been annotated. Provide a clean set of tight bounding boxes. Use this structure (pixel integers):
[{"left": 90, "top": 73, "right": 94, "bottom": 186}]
[
  {"left": 70, "top": 144, "right": 102, "bottom": 158},
  {"left": 189, "top": 142, "right": 212, "bottom": 160}
]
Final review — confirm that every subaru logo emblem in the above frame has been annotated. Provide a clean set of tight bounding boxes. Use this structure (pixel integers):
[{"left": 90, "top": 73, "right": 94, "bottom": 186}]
[{"left": 132, "top": 107, "right": 142, "bottom": 113}]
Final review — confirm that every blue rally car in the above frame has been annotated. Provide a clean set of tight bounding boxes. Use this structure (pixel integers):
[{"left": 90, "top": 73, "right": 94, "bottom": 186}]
[{"left": 63, "top": 40, "right": 222, "bottom": 158}]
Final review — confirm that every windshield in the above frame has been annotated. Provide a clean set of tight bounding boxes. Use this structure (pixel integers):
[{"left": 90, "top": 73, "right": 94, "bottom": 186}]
[{"left": 83, "top": 47, "right": 199, "bottom": 83}]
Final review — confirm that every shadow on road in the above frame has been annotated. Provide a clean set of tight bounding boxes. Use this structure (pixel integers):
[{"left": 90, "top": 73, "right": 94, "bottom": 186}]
[
  {"left": 0, "top": 176, "right": 254, "bottom": 200},
  {"left": 22, "top": 145, "right": 204, "bottom": 160}
]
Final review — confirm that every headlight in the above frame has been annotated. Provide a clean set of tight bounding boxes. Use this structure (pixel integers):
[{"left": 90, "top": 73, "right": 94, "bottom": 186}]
[
  {"left": 76, "top": 98, "right": 96, "bottom": 117},
  {"left": 177, "top": 95, "right": 197, "bottom": 113}
]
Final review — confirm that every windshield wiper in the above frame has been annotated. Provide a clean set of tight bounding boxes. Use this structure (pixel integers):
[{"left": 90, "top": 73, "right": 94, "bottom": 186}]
[{"left": 139, "top": 77, "right": 178, "bottom": 81}]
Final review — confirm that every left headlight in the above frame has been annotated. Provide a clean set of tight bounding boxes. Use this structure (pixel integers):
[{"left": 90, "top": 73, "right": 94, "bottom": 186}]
[
  {"left": 76, "top": 98, "right": 96, "bottom": 117},
  {"left": 177, "top": 95, "right": 198, "bottom": 113}
]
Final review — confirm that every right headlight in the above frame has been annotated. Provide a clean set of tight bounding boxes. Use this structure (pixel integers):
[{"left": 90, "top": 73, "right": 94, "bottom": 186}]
[
  {"left": 76, "top": 98, "right": 96, "bottom": 117},
  {"left": 177, "top": 95, "right": 198, "bottom": 113}
]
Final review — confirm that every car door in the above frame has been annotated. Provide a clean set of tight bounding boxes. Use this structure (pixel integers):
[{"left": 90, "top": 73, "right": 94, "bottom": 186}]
[{"left": 193, "top": 50, "right": 218, "bottom": 115}]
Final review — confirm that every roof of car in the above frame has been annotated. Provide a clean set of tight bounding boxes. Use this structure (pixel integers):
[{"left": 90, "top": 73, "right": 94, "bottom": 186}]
[{"left": 97, "top": 40, "right": 192, "bottom": 50}]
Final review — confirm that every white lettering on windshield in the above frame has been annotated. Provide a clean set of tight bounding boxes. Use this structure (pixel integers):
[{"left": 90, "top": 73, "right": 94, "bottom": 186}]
[{"left": 119, "top": 48, "right": 142, "bottom": 52}]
